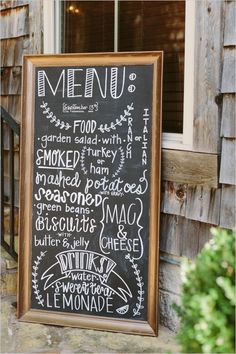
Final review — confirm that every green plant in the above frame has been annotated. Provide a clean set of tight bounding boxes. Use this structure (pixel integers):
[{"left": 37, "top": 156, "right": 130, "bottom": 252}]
[{"left": 174, "top": 228, "right": 235, "bottom": 353}]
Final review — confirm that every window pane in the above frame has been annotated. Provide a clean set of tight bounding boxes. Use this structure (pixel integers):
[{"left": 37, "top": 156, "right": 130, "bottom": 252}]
[
  {"left": 63, "top": 1, "right": 114, "bottom": 53},
  {"left": 62, "top": 1, "right": 185, "bottom": 134},
  {"left": 118, "top": 1, "right": 185, "bottom": 133}
]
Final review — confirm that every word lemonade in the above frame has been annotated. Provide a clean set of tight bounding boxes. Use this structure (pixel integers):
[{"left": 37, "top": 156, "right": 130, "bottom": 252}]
[{"left": 32, "top": 64, "right": 153, "bottom": 319}]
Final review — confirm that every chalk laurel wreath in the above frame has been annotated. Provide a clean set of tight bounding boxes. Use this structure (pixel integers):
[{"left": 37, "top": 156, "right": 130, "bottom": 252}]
[
  {"left": 125, "top": 253, "right": 144, "bottom": 316},
  {"left": 32, "top": 251, "right": 47, "bottom": 307},
  {"left": 40, "top": 101, "right": 71, "bottom": 130},
  {"left": 98, "top": 103, "right": 134, "bottom": 133}
]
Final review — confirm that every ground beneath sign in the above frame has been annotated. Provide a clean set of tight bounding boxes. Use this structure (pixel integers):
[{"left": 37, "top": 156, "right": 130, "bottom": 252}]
[{"left": 1, "top": 296, "right": 179, "bottom": 353}]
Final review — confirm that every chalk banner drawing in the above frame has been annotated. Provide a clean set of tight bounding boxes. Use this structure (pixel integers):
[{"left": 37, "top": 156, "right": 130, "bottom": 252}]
[{"left": 18, "top": 53, "right": 162, "bottom": 336}]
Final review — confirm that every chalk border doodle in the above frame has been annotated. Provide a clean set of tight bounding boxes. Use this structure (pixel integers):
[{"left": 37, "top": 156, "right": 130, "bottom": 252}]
[
  {"left": 40, "top": 101, "right": 72, "bottom": 130},
  {"left": 98, "top": 103, "right": 134, "bottom": 133},
  {"left": 112, "top": 147, "right": 125, "bottom": 178},
  {"left": 32, "top": 250, "right": 47, "bottom": 307},
  {"left": 125, "top": 253, "right": 144, "bottom": 317},
  {"left": 80, "top": 146, "right": 88, "bottom": 175},
  {"left": 80, "top": 146, "right": 125, "bottom": 178}
]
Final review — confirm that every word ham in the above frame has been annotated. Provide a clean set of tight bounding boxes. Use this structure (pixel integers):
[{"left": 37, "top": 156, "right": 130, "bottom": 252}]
[{"left": 36, "top": 149, "right": 80, "bottom": 170}]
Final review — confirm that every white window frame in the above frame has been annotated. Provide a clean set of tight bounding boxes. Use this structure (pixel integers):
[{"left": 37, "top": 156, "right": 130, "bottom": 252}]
[{"left": 43, "top": 0, "right": 195, "bottom": 151}]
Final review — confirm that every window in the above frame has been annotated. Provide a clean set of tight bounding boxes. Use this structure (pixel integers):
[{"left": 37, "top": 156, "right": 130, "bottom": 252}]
[
  {"left": 43, "top": 0, "right": 195, "bottom": 149},
  {"left": 63, "top": 2, "right": 114, "bottom": 53}
]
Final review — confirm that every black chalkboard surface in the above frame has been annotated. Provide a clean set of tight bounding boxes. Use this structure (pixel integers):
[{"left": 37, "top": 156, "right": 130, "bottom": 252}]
[{"left": 18, "top": 53, "right": 163, "bottom": 336}]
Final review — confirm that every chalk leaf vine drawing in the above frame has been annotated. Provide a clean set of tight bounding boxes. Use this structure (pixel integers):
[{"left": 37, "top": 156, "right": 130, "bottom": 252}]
[
  {"left": 112, "top": 147, "right": 125, "bottom": 178},
  {"left": 40, "top": 101, "right": 71, "bottom": 130},
  {"left": 32, "top": 251, "right": 47, "bottom": 307},
  {"left": 80, "top": 146, "right": 125, "bottom": 178},
  {"left": 80, "top": 146, "right": 88, "bottom": 175},
  {"left": 125, "top": 253, "right": 144, "bottom": 316},
  {"left": 98, "top": 103, "right": 134, "bottom": 133}
]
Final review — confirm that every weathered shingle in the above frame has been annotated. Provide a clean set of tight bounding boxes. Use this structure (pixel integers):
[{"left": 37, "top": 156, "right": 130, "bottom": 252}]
[
  {"left": 219, "top": 138, "right": 236, "bottom": 185},
  {"left": 221, "top": 47, "right": 236, "bottom": 93},
  {"left": 224, "top": 0, "right": 236, "bottom": 46},
  {"left": 219, "top": 185, "right": 236, "bottom": 229},
  {"left": 0, "top": 5, "right": 29, "bottom": 39},
  {"left": 221, "top": 93, "right": 236, "bottom": 137}
]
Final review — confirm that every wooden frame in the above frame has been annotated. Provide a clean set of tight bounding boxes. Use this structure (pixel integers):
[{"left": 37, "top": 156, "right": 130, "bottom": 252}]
[{"left": 18, "top": 52, "right": 163, "bottom": 336}]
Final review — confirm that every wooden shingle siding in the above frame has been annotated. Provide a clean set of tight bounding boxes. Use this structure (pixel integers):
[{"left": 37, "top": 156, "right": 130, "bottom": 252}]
[
  {"left": 160, "top": 214, "right": 213, "bottom": 259},
  {"left": 0, "top": 5, "right": 29, "bottom": 39},
  {"left": 0, "top": 0, "right": 43, "bottom": 101},
  {"left": 3, "top": 124, "right": 19, "bottom": 150},
  {"left": 218, "top": 0, "right": 236, "bottom": 230},
  {"left": 161, "top": 182, "right": 221, "bottom": 225},
  {"left": 3, "top": 177, "right": 19, "bottom": 206},
  {"left": 0, "top": 1, "right": 29, "bottom": 11},
  {"left": 1, "top": 1, "right": 43, "bottom": 220},
  {"left": 7, "top": 95, "right": 21, "bottom": 122},
  {"left": 4, "top": 150, "right": 20, "bottom": 177},
  {"left": 221, "top": 94, "right": 236, "bottom": 138},
  {"left": 0, "top": 1, "right": 12, "bottom": 10},
  {"left": 221, "top": 48, "right": 236, "bottom": 93},
  {"left": 0, "top": 95, "right": 21, "bottom": 122},
  {"left": 219, "top": 185, "right": 236, "bottom": 229},
  {"left": 219, "top": 138, "right": 236, "bottom": 185},
  {"left": 0, "top": 96, "right": 8, "bottom": 112},
  {"left": 161, "top": 182, "right": 187, "bottom": 217},
  {"left": 160, "top": 214, "right": 181, "bottom": 256},
  {"left": 185, "top": 186, "right": 221, "bottom": 225},
  {"left": 223, "top": 0, "right": 236, "bottom": 46},
  {"left": 28, "top": 1, "right": 43, "bottom": 54},
  {"left": 162, "top": 150, "right": 218, "bottom": 187},
  {"left": 1, "top": 67, "right": 22, "bottom": 95},
  {"left": 161, "top": 0, "right": 235, "bottom": 255},
  {"left": 1, "top": 36, "right": 30, "bottom": 66},
  {"left": 193, "top": 0, "right": 224, "bottom": 153}
]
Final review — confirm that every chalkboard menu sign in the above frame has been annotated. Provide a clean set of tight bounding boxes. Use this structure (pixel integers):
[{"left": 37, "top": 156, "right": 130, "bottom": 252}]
[{"left": 18, "top": 53, "right": 162, "bottom": 336}]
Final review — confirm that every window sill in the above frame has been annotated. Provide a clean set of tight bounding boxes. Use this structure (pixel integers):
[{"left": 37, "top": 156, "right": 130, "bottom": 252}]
[{"left": 162, "top": 133, "right": 192, "bottom": 151}]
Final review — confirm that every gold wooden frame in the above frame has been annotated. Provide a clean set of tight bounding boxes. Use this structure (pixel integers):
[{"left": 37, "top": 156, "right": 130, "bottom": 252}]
[{"left": 18, "top": 52, "right": 163, "bottom": 336}]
